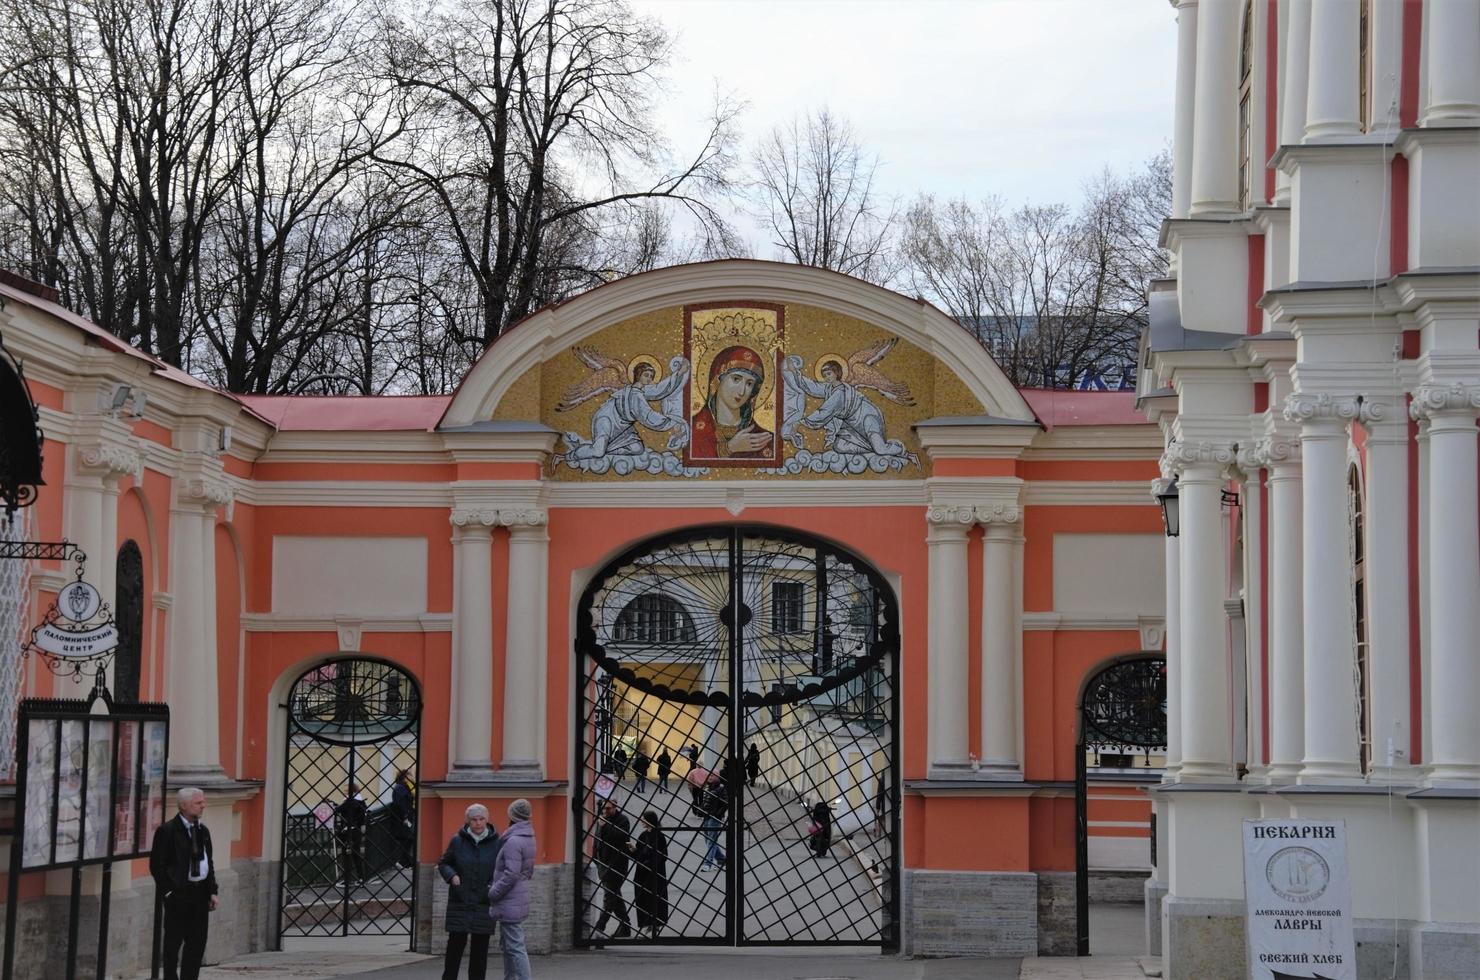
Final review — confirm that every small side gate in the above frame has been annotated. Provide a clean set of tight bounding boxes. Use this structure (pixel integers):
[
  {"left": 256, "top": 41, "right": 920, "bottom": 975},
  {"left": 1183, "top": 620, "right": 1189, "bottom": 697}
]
[
  {"left": 575, "top": 525, "right": 901, "bottom": 948},
  {"left": 278, "top": 658, "right": 421, "bottom": 942}
]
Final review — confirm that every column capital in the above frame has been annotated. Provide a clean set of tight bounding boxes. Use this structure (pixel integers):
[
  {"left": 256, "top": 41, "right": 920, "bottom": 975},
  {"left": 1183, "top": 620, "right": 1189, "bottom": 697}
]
[
  {"left": 450, "top": 507, "right": 548, "bottom": 528},
  {"left": 975, "top": 503, "right": 1022, "bottom": 526},
  {"left": 178, "top": 477, "right": 234, "bottom": 513},
  {"left": 1242, "top": 436, "right": 1302, "bottom": 471},
  {"left": 75, "top": 440, "right": 142, "bottom": 485},
  {"left": 925, "top": 504, "right": 977, "bottom": 529},
  {"left": 1409, "top": 382, "right": 1480, "bottom": 422},
  {"left": 1163, "top": 439, "right": 1236, "bottom": 475},
  {"left": 1282, "top": 391, "right": 1367, "bottom": 428}
]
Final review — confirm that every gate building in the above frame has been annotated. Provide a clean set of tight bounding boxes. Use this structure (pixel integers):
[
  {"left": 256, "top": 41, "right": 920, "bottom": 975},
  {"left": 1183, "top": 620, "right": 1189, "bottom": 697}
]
[{"left": 0, "top": 261, "right": 1169, "bottom": 972}]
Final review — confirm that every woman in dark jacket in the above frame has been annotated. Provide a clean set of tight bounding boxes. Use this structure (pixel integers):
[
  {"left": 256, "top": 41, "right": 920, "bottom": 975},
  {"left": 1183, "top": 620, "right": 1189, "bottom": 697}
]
[
  {"left": 437, "top": 804, "right": 502, "bottom": 980},
  {"left": 807, "top": 801, "right": 832, "bottom": 859},
  {"left": 631, "top": 810, "right": 668, "bottom": 939},
  {"left": 391, "top": 769, "right": 416, "bottom": 868}
]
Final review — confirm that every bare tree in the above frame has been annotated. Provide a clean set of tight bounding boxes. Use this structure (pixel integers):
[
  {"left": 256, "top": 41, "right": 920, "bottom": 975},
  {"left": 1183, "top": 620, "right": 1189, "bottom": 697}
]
[
  {"left": 751, "top": 108, "right": 895, "bottom": 283},
  {"left": 374, "top": 0, "right": 740, "bottom": 348},
  {"left": 901, "top": 152, "right": 1171, "bottom": 388}
]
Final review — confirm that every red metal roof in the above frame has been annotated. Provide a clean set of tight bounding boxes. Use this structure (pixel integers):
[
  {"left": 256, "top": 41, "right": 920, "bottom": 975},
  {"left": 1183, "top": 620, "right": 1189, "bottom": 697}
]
[
  {"left": 236, "top": 395, "right": 452, "bottom": 431},
  {"left": 1018, "top": 388, "right": 1147, "bottom": 429}
]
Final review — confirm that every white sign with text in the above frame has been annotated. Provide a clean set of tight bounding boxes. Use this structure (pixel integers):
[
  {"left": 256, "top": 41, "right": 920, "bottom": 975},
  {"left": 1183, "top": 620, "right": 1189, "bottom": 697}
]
[{"left": 1243, "top": 819, "right": 1356, "bottom": 980}]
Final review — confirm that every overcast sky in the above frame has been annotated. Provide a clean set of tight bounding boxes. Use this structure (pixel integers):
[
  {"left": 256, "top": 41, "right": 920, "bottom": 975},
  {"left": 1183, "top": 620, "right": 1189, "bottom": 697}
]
[{"left": 628, "top": 0, "right": 1177, "bottom": 254}]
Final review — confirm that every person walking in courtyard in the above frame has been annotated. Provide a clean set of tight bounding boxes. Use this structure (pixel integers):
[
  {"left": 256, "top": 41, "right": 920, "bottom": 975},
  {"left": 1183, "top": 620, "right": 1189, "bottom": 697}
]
[
  {"left": 592, "top": 800, "right": 633, "bottom": 938},
  {"left": 488, "top": 799, "right": 535, "bottom": 980},
  {"left": 745, "top": 743, "right": 760, "bottom": 787},
  {"left": 807, "top": 800, "right": 833, "bottom": 860},
  {"left": 149, "top": 787, "right": 218, "bottom": 980},
  {"left": 336, "top": 782, "right": 368, "bottom": 885},
  {"left": 612, "top": 746, "right": 628, "bottom": 780},
  {"left": 655, "top": 748, "right": 672, "bottom": 790},
  {"left": 699, "top": 772, "right": 728, "bottom": 870},
  {"left": 391, "top": 768, "right": 417, "bottom": 868},
  {"left": 631, "top": 810, "right": 669, "bottom": 940},
  {"left": 632, "top": 744, "right": 650, "bottom": 792},
  {"left": 438, "top": 804, "right": 501, "bottom": 980}
]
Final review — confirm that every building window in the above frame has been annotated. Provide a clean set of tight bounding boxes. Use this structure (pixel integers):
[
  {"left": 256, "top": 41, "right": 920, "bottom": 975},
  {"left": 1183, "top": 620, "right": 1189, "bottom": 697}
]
[
  {"left": 771, "top": 580, "right": 805, "bottom": 635},
  {"left": 1349, "top": 466, "right": 1370, "bottom": 773},
  {"left": 114, "top": 540, "right": 144, "bottom": 704},
  {"left": 1237, "top": 0, "right": 1254, "bottom": 210},
  {"left": 613, "top": 593, "right": 696, "bottom": 645}
]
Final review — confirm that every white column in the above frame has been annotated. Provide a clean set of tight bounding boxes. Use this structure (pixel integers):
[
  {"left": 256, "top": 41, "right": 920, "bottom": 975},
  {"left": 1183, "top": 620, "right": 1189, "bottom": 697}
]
[
  {"left": 1171, "top": 445, "right": 1235, "bottom": 779},
  {"left": 1285, "top": 393, "right": 1361, "bottom": 783},
  {"left": 1359, "top": 408, "right": 1412, "bottom": 778},
  {"left": 1411, "top": 384, "right": 1480, "bottom": 784},
  {"left": 1304, "top": 0, "right": 1362, "bottom": 139},
  {"left": 1276, "top": 0, "right": 1313, "bottom": 202},
  {"left": 1172, "top": 0, "right": 1200, "bottom": 220},
  {"left": 926, "top": 509, "right": 971, "bottom": 775},
  {"left": 449, "top": 513, "right": 494, "bottom": 779},
  {"left": 167, "top": 478, "right": 231, "bottom": 777},
  {"left": 1263, "top": 441, "right": 1304, "bottom": 781},
  {"left": 1153, "top": 474, "right": 1183, "bottom": 776},
  {"left": 502, "top": 520, "right": 548, "bottom": 776},
  {"left": 1189, "top": 0, "right": 1241, "bottom": 214},
  {"left": 979, "top": 517, "right": 1021, "bottom": 774},
  {"left": 1420, "top": 0, "right": 1480, "bottom": 126}
]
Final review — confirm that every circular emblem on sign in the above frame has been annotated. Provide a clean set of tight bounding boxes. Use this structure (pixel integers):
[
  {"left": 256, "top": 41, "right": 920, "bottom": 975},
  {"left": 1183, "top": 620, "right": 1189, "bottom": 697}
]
[
  {"left": 57, "top": 580, "right": 102, "bottom": 623},
  {"left": 1265, "top": 846, "right": 1331, "bottom": 903}
]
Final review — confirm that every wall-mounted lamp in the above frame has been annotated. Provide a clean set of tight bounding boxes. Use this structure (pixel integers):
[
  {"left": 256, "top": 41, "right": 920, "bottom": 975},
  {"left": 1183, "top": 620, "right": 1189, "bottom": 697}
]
[{"left": 1156, "top": 477, "right": 1180, "bottom": 537}]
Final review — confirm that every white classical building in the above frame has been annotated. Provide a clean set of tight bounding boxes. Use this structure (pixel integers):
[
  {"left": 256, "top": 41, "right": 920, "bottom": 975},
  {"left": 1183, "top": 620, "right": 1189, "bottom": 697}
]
[{"left": 1140, "top": 0, "right": 1479, "bottom": 977}]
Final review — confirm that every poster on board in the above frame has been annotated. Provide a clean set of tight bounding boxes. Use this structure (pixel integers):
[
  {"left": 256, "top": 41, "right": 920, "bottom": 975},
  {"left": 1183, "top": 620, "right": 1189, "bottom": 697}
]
[
  {"left": 21, "top": 719, "right": 57, "bottom": 868},
  {"left": 54, "top": 720, "right": 86, "bottom": 864},
  {"left": 112, "top": 721, "right": 139, "bottom": 856},
  {"left": 83, "top": 721, "right": 114, "bottom": 860},
  {"left": 139, "top": 720, "right": 168, "bottom": 845},
  {"left": 1243, "top": 819, "right": 1356, "bottom": 980}
]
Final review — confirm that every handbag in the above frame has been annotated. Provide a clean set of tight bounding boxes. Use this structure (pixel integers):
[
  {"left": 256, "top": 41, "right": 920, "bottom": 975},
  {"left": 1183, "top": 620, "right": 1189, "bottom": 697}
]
[{"left": 806, "top": 821, "right": 821, "bottom": 836}]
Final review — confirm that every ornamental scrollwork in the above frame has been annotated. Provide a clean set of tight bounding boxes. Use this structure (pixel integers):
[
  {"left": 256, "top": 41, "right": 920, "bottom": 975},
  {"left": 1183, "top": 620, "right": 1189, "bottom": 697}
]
[
  {"left": 925, "top": 504, "right": 977, "bottom": 527},
  {"left": 184, "top": 478, "right": 233, "bottom": 509},
  {"left": 450, "top": 507, "right": 548, "bottom": 528},
  {"left": 77, "top": 442, "right": 141, "bottom": 481},
  {"left": 925, "top": 502, "right": 1022, "bottom": 526},
  {"left": 1162, "top": 439, "right": 1236, "bottom": 473},
  {"left": 1282, "top": 392, "right": 1365, "bottom": 426},
  {"left": 1408, "top": 383, "right": 1480, "bottom": 421}
]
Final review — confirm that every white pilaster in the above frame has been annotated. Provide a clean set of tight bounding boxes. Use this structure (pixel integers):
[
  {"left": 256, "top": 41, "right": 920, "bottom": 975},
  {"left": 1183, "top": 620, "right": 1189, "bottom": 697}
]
[
  {"left": 448, "top": 512, "right": 495, "bottom": 779},
  {"left": 1305, "top": 0, "right": 1362, "bottom": 139},
  {"left": 979, "top": 515, "right": 1022, "bottom": 774},
  {"left": 1189, "top": 0, "right": 1241, "bottom": 214},
  {"left": 167, "top": 478, "right": 232, "bottom": 777},
  {"left": 1172, "top": 0, "right": 1200, "bottom": 220},
  {"left": 1154, "top": 474, "right": 1183, "bottom": 777},
  {"left": 1358, "top": 405, "right": 1414, "bottom": 780},
  {"left": 1276, "top": 0, "right": 1313, "bottom": 202},
  {"left": 1169, "top": 442, "right": 1235, "bottom": 780},
  {"left": 1420, "top": 0, "right": 1480, "bottom": 126},
  {"left": 1284, "top": 393, "right": 1362, "bottom": 783},
  {"left": 1262, "top": 439, "right": 1304, "bottom": 782},
  {"left": 926, "top": 508, "right": 972, "bottom": 775},
  {"left": 1411, "top": 383, "right": 1480, "bottom": 785},
  {"left": 502, "top": 519, "right": 549, "bottom": 777}
]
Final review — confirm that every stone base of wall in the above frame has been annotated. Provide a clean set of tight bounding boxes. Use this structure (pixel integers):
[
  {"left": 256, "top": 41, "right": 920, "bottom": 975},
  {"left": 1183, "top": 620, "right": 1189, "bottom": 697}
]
[
  {"left": 1035, "top": 872, "right": 1077, "bottom": 956},
  {"left": 1089, "top": 869, "right": 1150, "bottom": 904},
  {"left": 900, "top": 869, "right": 1038, "bottom": 957},
  {"left": 420, "top": 863, "right": 573, "bottom": 956},
  {"left": 1143, "top": 879, "right": 1166, "bottom": 958},
  {"left": 1163, "top": 896, "right": 1243, "bottom": 980},
  {"left": 0, "top": 861, "right": 271, "bottom": 980},
  {"left": 1411, "top": 921, "right": 1480, "bottom": 979}
]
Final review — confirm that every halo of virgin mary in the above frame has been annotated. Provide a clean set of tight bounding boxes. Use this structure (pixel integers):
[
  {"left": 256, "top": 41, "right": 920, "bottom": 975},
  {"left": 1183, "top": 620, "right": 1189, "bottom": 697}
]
[{"left": 689, "top": 345, "right": 776, "bottom": 462}]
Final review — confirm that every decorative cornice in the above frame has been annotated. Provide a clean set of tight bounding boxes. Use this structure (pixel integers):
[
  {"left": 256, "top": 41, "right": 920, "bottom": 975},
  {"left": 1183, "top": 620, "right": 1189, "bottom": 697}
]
[
  {"left": 1409, "top": 383, "right": 1480, "bottom": 421},
  {"left": 1282, "top": 392, "right": 1365, "bottom": 426},
  {"left": 450, "top": 508, "right": 547, "bottom": 528}
]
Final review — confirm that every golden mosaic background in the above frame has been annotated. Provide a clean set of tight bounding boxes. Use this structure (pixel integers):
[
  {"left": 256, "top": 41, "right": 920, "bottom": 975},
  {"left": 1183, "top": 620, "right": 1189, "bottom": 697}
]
[{"left": 492, "top": 303, "right": 985, "bottom": 481}]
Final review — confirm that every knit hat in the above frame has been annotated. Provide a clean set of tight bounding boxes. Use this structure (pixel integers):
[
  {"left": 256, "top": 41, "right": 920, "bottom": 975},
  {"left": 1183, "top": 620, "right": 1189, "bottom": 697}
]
[{"left": 508, "top": 798, "right": 532, "bottom": 822}]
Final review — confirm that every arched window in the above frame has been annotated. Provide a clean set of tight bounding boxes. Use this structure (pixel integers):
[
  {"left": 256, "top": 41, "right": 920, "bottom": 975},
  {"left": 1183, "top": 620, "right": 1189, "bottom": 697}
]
[
  {"left": 613, "top": 593, "right": 696, "bottom": 644},
  {"left": 1348, "top": 466, "right": 1370, "bottom": 772},
  {"left": 1237, "top": 0, "right": 1254, "bottom": 209},
  {"left": 114, "top": 539, "right": 144, "bottom": 704}
]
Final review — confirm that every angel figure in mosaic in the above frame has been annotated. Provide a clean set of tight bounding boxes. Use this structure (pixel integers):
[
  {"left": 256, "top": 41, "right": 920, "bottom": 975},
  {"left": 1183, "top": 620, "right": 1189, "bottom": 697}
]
[
  {"left": 556, "top": 348, "right": 691, "bottom": 467},
  {"left": 780, "top": 339, "right": 917, "bottom": 466}
]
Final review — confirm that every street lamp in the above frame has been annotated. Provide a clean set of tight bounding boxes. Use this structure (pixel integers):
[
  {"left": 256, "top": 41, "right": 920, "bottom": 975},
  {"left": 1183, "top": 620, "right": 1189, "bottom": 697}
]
[{"left": 1156, "top": 477, "right": 1180, "bottom": 537}]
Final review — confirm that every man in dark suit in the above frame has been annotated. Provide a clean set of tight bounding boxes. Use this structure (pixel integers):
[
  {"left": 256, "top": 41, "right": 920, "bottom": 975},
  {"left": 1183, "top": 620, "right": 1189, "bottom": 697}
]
[
  {"left": 336, "top": 783, "right": 368, "bottom": 885},
  {"left": 149, "top": 787, "right": 219, "bottom": 980}
]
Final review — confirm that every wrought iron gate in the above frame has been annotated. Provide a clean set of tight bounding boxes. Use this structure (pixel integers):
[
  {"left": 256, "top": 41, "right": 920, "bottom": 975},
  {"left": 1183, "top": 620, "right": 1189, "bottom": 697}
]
[
  {"left": 279, "top": 658, "right": 421, "bottom": 943},
  {"left": 1074, "top": 654, "right": 1167, "bottom": 955},
  {"left": 575, "top": 526, "right": 900, "bottom": 948}
]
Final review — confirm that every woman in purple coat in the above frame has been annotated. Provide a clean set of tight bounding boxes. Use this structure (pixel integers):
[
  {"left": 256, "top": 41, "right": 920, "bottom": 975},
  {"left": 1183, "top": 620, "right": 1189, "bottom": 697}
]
[{"left": 488, "top": 799, "right": 535, "bottom": 980}]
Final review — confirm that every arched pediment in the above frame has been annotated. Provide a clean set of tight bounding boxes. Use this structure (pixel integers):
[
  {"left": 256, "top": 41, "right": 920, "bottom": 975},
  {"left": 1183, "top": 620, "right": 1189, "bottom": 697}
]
[{"left": 440, "top": 261, "right": 1033, "bottom": 478}]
